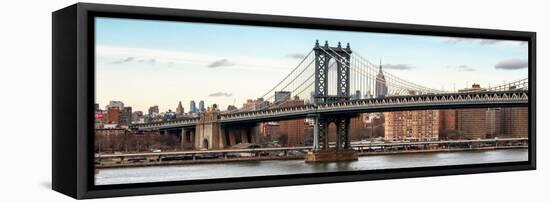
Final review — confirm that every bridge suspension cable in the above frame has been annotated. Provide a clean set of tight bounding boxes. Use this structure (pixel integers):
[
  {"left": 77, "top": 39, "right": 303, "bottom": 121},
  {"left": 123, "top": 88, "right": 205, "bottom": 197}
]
[
  {"left": 340, "top": 48, "right": 448, "bottom": 95},
  {"left": 229, "top": 42, "right": 527, "bottom": 114},
  {"left": 259, "top": 49, "right": 314, "bottom": 99}
]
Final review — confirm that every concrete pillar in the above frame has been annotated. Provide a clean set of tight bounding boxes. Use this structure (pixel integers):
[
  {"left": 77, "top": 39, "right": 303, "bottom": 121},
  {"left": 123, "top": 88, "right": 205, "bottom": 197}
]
[
  {"left": 190, "top": 129, "right": 195, "bottom": 149},
  {"left": 241, "top": 127, "right": 249, "bottom": 144},
  {"left": 313, "top": 116, "right": 319, "bottom": 151},
  {"left": 180, "top": 128, "right": 185, "bottom": 151},
  {"left": 250, "top": 123, "right": 261, "bottom": 144}
]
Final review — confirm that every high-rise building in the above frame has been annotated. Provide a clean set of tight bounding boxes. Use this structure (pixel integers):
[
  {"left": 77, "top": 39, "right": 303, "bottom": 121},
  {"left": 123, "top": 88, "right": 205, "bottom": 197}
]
[
  {"left": 131, "top": 111, "right": 143, "bottom": 122},
  {"left": 384, "top": 110, "right": 439, "bottom": 141},
  {"left": 348, "top": 114, "right": 367, "bottom": 141},
  {"left": 107, "top": 106, "right": 120, "bottom": 124},
  {"left": 189, "top": 100, "right": 197, "bottom": 113},
  {"left": 119, "top": 107, "right": 132, "bottom": 126},
  {"left": 501, "top": 107, "right": 528, "bottom": 138},
  {"left": 438, "top": 109, "right": 458, "bottom": 139},
  {"left": 457, "top": 108, "right": 487, "bottom": 139},
  {"left": 199, "top": 100, "right": 205, "bottom": 112},
  {"left": 176, "top": 101, "right": 184, "bottom": 115},
  {"left": 274, "top": 91, "right": 291, "bottom": 104},
  {"left": 276, "top": 97, "right": 306, "bottom": 146},
  {"left": 351, "top": 90, "right": 362, "bottom": 100},
  {"left": 148, "top": 105, "right": 159, "bottom": 116},
  {"left": 486, "top": 108, "right": 502, "bottom": 138},
  {"left": 375, "top": 62, "right": 388, "bottom": 98}
]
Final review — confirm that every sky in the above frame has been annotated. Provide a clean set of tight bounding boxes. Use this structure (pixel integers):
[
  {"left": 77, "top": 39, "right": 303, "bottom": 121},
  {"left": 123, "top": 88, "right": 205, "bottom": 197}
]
[{"left": 95, "top": 17, "right": 528, "bottom": 113}]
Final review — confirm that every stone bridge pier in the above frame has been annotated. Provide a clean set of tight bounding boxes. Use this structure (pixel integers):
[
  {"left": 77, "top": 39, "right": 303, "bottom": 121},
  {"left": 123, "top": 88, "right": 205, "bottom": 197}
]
[{"left": 195, "top": 110, "right": 260, "bottom": 150}]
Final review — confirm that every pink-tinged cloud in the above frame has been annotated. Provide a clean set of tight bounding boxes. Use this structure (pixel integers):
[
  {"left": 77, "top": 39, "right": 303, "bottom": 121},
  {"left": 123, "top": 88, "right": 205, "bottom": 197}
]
[{"left": 494, "top": 59, "right": 528, "bottom": 70}]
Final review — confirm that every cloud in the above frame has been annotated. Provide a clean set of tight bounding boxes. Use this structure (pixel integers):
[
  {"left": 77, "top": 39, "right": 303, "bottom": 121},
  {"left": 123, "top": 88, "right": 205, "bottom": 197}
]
[
  {"left": 112, "top": 57, "right": 135, "bottom": 64},
  {"left": 97, "top": 45, "right": 303, "bottom": 72},
  {"left": 208, "top": 92, "right": 233, "bottom": 97},
  {"left": 444, "top": 37, "right": 520, "bottom": 46},
  {"left": 494, "top": 59, "right": 528, "bottom": 70},
  {"left": 286, "top": 53, "right": 306, "bottom": 59},
  {"left": 383, "top": 64, "right": 415, "bottom": 70},
  {"left": 207, "top": 59, "right": 236, "bottom": 68},
  {"left": 445, "top": 38, "right": 474, "bottom": 44},
  {"left": 479, "top": 39, "right": 501, "bottom": 45},
  {"left": 112, "top": 57, "right": 157, "bottom": 65},
  {"left": 456, "top": 65, "right": 476, "bottom": 72}
]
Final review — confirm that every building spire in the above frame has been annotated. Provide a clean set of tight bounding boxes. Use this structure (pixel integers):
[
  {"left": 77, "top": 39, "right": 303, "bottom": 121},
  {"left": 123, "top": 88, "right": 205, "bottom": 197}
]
[{"left": 379, "top": 58, "right": 383, "bottom": 73}]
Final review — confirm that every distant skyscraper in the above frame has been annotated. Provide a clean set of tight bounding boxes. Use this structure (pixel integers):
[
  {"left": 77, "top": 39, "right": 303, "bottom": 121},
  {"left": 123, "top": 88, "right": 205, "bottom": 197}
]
[
  {"left": 351, "top": 90, "right": 361, "bottom": 100},
  {"left": 274, "top": 91, "right": 291, "bottom": 104},
  {"left": 176, "top": 101, "right": 184, "bottom": 115},
  {"left": 189, "top": 100, "right": 197, "bottom": 113},
  {"left": 375, "top": 61, "right": 388, "bottom": 98},
  {"left": 199, "top": 100, "right": 205, "bottom": 112},
  {"left": 148, "top": 105, "right": 159, "bottom": 116}
]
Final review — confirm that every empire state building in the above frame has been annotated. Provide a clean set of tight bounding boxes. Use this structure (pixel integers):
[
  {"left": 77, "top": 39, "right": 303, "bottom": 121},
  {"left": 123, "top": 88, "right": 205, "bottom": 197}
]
[{"left": 375, "top": 61, "right": 388, "bottom": 98}]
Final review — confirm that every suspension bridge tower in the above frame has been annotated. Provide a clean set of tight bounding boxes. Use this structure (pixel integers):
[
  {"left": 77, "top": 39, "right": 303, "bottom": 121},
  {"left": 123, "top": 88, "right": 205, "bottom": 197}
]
[{"left": 306, "top": 40, "right": 358, "bottom": 162}]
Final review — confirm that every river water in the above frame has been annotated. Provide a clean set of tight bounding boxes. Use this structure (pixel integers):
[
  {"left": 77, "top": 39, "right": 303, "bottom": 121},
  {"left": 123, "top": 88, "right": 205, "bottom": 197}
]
[{"left": 95, "top": 149, "right": 527, "bottom": 185}]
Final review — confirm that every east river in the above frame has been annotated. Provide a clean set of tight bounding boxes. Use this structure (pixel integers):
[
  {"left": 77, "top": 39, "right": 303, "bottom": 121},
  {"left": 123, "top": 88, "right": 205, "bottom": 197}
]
[{"left": 95, "top": 149, "right": 527, "bottom": 185}]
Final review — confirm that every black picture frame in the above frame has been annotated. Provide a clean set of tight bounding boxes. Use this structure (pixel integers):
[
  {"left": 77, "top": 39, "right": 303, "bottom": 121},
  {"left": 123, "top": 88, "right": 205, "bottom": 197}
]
[{"left": 52, "top": 3, "right": 536, "bottom": 199}]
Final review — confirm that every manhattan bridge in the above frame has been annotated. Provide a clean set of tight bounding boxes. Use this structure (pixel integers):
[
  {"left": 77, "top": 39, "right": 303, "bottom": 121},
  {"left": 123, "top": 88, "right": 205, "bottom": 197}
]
[{"left": 134, "top": 40, "right": 529, "bottom": 162}]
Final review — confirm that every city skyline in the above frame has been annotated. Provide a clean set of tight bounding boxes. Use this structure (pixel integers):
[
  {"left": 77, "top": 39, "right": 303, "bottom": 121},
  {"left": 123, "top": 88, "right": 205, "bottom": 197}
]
[{"left": 95, "top": 17, "right": 528, "bottom": 112}]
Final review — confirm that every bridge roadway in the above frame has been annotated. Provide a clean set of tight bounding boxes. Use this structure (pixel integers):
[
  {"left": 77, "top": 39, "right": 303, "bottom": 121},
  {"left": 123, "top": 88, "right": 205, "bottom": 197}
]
[
  {"left": 96, "top": 138, "right": 528, "bottom": 159},
  {"left": 134, "top": 90, "right": 529, "bottom": 131}
]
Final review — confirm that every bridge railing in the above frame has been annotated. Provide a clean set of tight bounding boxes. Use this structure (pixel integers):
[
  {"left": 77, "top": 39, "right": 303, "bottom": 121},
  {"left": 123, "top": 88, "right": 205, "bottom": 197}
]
[{"left": 134, "top": 90, "right": 528, "bottom": 129}]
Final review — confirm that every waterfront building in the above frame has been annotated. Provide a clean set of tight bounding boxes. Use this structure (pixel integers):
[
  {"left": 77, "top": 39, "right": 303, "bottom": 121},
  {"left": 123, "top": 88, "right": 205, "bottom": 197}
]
[
  {"left": 274, "top": 96, "right": 306, "bottom": 146},
  {"left": 384, "top": 110, "right": 440, "bottom": 141},
  {"left": 486, "top": 108, "right": 502, "bottom": 138},
  {"left": 438, "top": 109, "right": 458, "bottom": 139},
  {"left": 501, "top": 107, "right": 528, "bottom": 138},
  {"left": 457, "top": 108, "right": 487, "bottom": 139}
]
